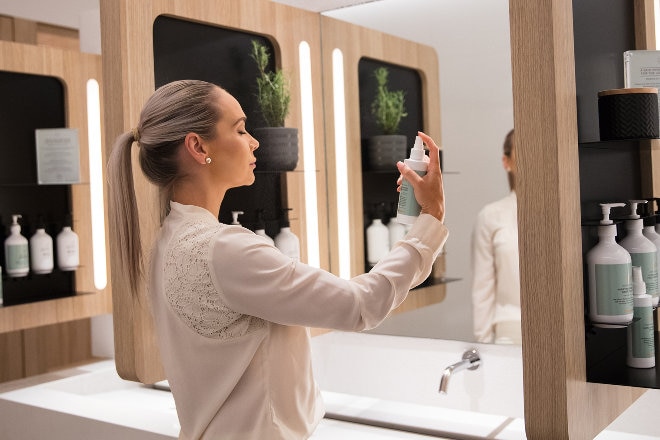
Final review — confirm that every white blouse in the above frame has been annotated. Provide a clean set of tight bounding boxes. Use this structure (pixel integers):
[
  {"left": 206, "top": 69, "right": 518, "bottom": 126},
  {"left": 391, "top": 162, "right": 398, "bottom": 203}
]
[
  {"left": 149, "top": 201, "right": 448, "bottom": 440},
  {"left": 471, "top": 191, "right": 521, "bottom": 344}
]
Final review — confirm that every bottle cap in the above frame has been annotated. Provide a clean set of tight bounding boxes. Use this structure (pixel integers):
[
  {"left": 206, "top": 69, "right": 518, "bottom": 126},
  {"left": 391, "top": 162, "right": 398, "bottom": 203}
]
[
  {"left": 409, "top": 136, "right": 426, "bottom": 161},
  {"left": 599, "top": 203, "right": 624, "bottom": 225},
  {"left": 627, "top": 200, "right": 647, "bottom": 219}
]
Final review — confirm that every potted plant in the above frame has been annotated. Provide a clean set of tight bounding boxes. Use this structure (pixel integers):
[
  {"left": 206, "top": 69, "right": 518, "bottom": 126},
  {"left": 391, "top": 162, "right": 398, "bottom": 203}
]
[
  {"left": 368, "top": 66, "right": 408, "bottom": 170},
  {"left": 250, "top": 39, "right": 298, "bottom": 171}
]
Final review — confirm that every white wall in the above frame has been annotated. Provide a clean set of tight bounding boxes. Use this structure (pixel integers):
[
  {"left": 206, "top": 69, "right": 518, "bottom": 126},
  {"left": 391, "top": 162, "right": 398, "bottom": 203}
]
[{"left": 325, "top": 0, "right": 514, "bottom": 342}]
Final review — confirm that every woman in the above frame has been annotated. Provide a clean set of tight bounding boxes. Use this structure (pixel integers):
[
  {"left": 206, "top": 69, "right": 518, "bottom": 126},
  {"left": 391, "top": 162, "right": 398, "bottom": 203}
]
[
  {"left": 471, "top": 129, "right": 521, "bottom": 344},
  {"left": 107, "top": 79, "right": 447, "bottom": 440}
]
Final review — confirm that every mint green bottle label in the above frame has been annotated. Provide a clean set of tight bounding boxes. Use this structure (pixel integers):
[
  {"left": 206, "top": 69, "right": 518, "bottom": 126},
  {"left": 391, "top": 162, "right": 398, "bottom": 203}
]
[
  {"left": 630, "top": 252, "right": 659, "bottom": 298},
  {"left": 397, "top": 170, "right": 426, "bottom": 217},
  {"left": 631, "top": 305, "right": 655, "bottom": 358},
  {"left": 595, "top": 263, "right": 633, "bottom": 315},
  {"left": 6, "top": 244, "right": 28, "bottom": 271}
]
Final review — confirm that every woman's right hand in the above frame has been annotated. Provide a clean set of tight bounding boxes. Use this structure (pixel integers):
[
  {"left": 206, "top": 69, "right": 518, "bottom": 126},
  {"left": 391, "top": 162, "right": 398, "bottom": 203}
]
[{"left": 396, "top": 131, "right": 445, "bottom": 223}]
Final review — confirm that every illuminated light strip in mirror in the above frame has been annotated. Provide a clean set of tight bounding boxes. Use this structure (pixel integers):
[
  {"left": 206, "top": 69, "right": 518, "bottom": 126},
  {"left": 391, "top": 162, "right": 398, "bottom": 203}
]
[
  {"left": 332, "top": 48, "right": 351, "bottom": 279},
  {"left": 86, "top": 79, "right": 107, "bottom": 290},
  {"left": 656, "top": 0, "right": 660, "bottom": 49},
  {"left": 299, "top": 41, "right": 320, "bottom": 268}
]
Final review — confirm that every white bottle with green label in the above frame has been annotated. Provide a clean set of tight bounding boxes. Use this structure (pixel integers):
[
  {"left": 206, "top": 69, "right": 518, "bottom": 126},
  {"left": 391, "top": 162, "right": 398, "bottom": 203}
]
[
  {"left": 627, "top": 266, "right": 655, "bottom": 368},
  {"left": 587, "top": 203, "right": 634, "bottom": 326},
  {"left": 4, "top": 214, "right": 29, "bottom": 277},
  {"left": 397, "top": 135, "right": 428, "bottom": 225},
  {"left": 619, "top": 200, "right": 659, "bottom": 307}
]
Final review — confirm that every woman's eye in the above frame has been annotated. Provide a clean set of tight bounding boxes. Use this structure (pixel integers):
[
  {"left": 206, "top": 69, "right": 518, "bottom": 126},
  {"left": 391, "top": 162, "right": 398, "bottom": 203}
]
[{"left": 238, "top": 130, "right": 247, "bottom": 135}]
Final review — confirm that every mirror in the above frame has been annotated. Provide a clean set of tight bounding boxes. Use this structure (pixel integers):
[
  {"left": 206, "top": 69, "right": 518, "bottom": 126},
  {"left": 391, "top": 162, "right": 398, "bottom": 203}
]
[{"left": 318, "top": 0, "right": 515, "bottom": 343}]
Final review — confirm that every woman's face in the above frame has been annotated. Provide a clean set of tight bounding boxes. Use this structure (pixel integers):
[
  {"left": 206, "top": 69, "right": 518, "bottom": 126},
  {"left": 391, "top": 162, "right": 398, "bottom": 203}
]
[{"left": 208, "top": 89, "right": 259, "bottom": 189}]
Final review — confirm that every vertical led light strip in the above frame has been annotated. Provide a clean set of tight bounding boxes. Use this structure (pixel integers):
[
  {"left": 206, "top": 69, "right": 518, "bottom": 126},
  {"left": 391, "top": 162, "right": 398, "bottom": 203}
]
[
  {"left": 299, "top": 41, "right": 320, "bottom": 268},
  {"left": 332, "top": 48, "right": 351, "bottom": 279},
  {"left": 86, "top": 79, "right": 107, "bottom": 290},
  {"left": 656, "top": 0, "right": 660, "bottom": 49}
]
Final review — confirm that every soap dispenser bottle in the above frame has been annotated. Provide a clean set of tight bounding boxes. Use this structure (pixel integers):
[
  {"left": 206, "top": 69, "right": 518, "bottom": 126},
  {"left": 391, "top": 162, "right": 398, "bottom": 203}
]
[
  {"left": 397, "top": 135, "right": 429, "bottom": 225},
  {"left": 627, "top": 266, "right": 655, "bottom": 368},
  {"left": 274, "top": 208, "right": 300, "bottom": 261},
  {"left": 56, "top": 214, "right": 79, "bottom": 271},
  {"left": 619, "top": 200, "right": 659, "bottom": 307},
  {"left": 254, "top": 209, "right": 274, "bottom": 245},
  {"left": 641, "top": 200, "right": 660, "bottom": 300},
  {"left": 587, "top": 203, "right": 634, "bottom": 326},
  {"left": 4, "top": 214, "right": 29, "bottom": 277},
  {"left": 30, "top": 216, "right": 54, "bottom": 274},
  {"left": 366, "top": 203, "right": 390, "bottom": 265}
]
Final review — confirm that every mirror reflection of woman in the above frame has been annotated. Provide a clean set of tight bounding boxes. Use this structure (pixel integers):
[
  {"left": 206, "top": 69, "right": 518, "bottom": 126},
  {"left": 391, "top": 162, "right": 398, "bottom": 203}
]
[
  {"left": 470, "top": 129, "right": 521, "bottom": 344},
  {"left": 106, "top": 80, "right": 448, "bottom": 440}
]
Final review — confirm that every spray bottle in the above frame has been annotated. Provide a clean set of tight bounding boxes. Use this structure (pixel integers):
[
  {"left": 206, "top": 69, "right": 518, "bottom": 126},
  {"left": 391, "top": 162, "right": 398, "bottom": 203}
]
[
  {"left": 396, "top": 136, "right": 428, "bottom": 225},
  {"left": 586, "top": 203, "right": 633, "bottom": 326}
]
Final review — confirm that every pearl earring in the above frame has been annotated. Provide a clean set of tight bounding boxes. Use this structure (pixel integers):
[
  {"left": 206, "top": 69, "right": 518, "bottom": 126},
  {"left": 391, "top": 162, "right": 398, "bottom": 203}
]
[{"left": 205, "top": 157, "right": 212, "bottom": 164}]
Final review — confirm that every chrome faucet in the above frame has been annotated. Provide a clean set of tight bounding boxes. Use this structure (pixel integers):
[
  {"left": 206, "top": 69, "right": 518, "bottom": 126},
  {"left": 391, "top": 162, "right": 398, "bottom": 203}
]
[{"left": 438, "top": 348, "right": 481, "bottom": 394}]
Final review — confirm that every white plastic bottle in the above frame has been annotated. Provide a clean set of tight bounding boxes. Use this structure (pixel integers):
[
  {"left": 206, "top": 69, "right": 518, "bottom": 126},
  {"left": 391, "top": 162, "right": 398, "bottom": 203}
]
[
  {"left": 641, "top": 201, "right": 660, "bottom": 298},
  {"left": 387, "top": 215, "right": 406, "bottom": 250},
  {"left": 230, "top": 211, "right": 244, "bottom": 226},
  {"left": 619, "top": 200, "right": 659, "bottom": 307},
  {"left": 627, "top": 266, "right": 655, "bottom": 368},
  {"left": 254, "top": 209, "right": 274, "bottom": 245},
  {"left": 56, "top": 216, "right": 79, "bottom": 271},
  {"left": 4, "top": 214, "right": 29, "bottom": 277},
  {"left": 30, "top": 217, "right": 54, "bottom": 274},
  {"left": 397, "top": 135, "right": 428, "bottom": 225},
  {"left": 274, "top": 208, "right": 300, "bottom": 261},
  {"left": 366, "top": 216, "right": 389, "bottom": 266},
  {"left": 586, "top": 203, "right": 634, "bottom": 326}
]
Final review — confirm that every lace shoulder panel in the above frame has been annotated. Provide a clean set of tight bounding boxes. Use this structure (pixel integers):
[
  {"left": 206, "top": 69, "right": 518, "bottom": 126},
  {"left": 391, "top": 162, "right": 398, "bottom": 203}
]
[{"left": 163, "top": 220, "right": 265, "bottom": 339}]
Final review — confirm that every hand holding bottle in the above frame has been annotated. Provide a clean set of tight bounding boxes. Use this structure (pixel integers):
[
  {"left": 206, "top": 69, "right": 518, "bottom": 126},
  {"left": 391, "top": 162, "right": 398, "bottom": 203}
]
[{"left": 396, "top": 131, "right": 445, "bottom": 223}]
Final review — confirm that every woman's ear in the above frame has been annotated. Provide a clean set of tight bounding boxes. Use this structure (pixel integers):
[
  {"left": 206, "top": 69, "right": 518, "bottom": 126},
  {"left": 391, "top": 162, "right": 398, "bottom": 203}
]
[
  {"left": 183, "top": 133, "right": 208, "bottom": 165},
  {"left": 502, "top": 154, "right": 511, "bottom": 172}
]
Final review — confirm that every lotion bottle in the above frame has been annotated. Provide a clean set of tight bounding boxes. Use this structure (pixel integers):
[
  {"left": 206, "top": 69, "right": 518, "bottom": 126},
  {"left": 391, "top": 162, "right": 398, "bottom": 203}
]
[
  {"left": 4, "top": 214, "right": 29, "bottom": 277},
  {"left": 254, "top": 209, "right": 274, "bottom": 245},
  {"left": 56, "top": 215, "right": 79, "bottom": 271},
  {"left": 30, "top": 216, "right": 54, "bottom": 274},
  {"left": 397, "top": 135, "right": 428, "bottom": 225},
  {"left": 641, "top": 200, "right": 660, "bottom": 302},
  {"left": 366, "top": 204, "right": 390, "bottom": 266},
  {"left": 387, "top": 212, "right": 406, "bottom": 250},
  {"left": 627, "top": 266, "right": 655, "bottom": 368},
  {"left": 619, "top": 200, "right": 659, "bottom": 306},
  {"left": 586, "top": 203, "right": 634, "bottom": 326},
  {"left": 274, "top": 208, "right": 300, "bottom": 261}
]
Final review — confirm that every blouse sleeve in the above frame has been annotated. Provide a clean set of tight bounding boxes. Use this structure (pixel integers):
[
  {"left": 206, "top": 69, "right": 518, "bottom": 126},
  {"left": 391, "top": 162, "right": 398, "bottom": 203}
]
[
  {"left": 471, "top": 207, "right": 496, "bottom": 343},
  {"left": 209, "top": 214, "right": 448, "bottom": 331}
]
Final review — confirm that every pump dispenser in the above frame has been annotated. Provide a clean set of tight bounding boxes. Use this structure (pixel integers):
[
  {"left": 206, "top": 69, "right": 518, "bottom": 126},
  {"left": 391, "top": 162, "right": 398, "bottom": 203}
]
[
  {"left": 627, "top": 266, "right": 655, "bottom": 368},
  {"left": 30, "top": 216, "right": 54, "bottom": 274},
  {"left": 397, "top": 135, "right": 429, "bottom": 225},
  {"left": 230, "top": 211, "right": 244, "bottom": 226},
  {"left": 274, "top": 208, "right": 300, "bottom": 261},
  {"left": 254, "top": 209, "right": 274, "bottom": 245},
  {"left": 641, "top": 200, "right": 660, "bottom": 301},
  {"left": 619, "top": 200, "right": 659, "bottom": 306},
  {"left": 587, "top": 203, "right": 634, "bottom": 326},
  {"left": 4, "top": 214, "right": 29, "bottom": 277}
]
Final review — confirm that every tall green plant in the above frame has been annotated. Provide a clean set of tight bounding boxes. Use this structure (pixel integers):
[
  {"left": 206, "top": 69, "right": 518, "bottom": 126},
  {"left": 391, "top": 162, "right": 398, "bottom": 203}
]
[
  {"left": 371, "top": 67, "right": 407, "bottom": 135},
  {"left": 250, "top": 40, "right": 291, "bottom": 127}
]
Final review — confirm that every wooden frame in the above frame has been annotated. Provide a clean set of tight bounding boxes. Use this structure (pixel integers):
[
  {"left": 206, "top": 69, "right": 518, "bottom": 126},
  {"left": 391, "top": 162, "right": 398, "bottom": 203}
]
[
  {"left": 0, "top": 40, "right": 111, "bottom": 334},
  {"left": 100, "top": 0, "right": 327, "bottom": 383},
  {"left": 510, "top": 0, "right": 652, "bottom": 438}
]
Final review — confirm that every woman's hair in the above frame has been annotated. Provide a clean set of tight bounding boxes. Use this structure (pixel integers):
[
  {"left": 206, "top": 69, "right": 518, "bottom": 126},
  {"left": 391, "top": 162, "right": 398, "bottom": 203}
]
[
  {"left": 503, "top": 129, "right": 515, "bottom": 190},
  {"left": 106, "top": 79, "right": 223, "bottom": 296}
]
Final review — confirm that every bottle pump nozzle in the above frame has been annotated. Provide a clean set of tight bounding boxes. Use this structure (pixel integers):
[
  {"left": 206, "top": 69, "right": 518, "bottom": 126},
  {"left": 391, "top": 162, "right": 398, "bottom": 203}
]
[
  {"left": 632, "top": 266, "right": 646, "bottom": 296},
  {"left": 231, "top": 211, "right": 244, "bottom": 225},
  {"left": 409, "top": 136, "right": 426, "bottom": 161},
  {"left": 627, "top": 200, "right": 648, "bottom": 219},
  {"left": 600, "top": 203, "right": 625, "bottom": 225}
]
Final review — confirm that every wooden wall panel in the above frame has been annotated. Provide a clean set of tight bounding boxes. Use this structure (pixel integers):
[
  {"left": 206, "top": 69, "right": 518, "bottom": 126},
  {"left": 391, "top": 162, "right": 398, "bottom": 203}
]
[
  {"left": 100, "top": 0, "right": 326, "bottom": 384},
  {"left": 509, "top": 0, "right": 645, "bottom": 438},
  {"left": 319, "top": 16, "right": 441, "bottom": 278}
]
